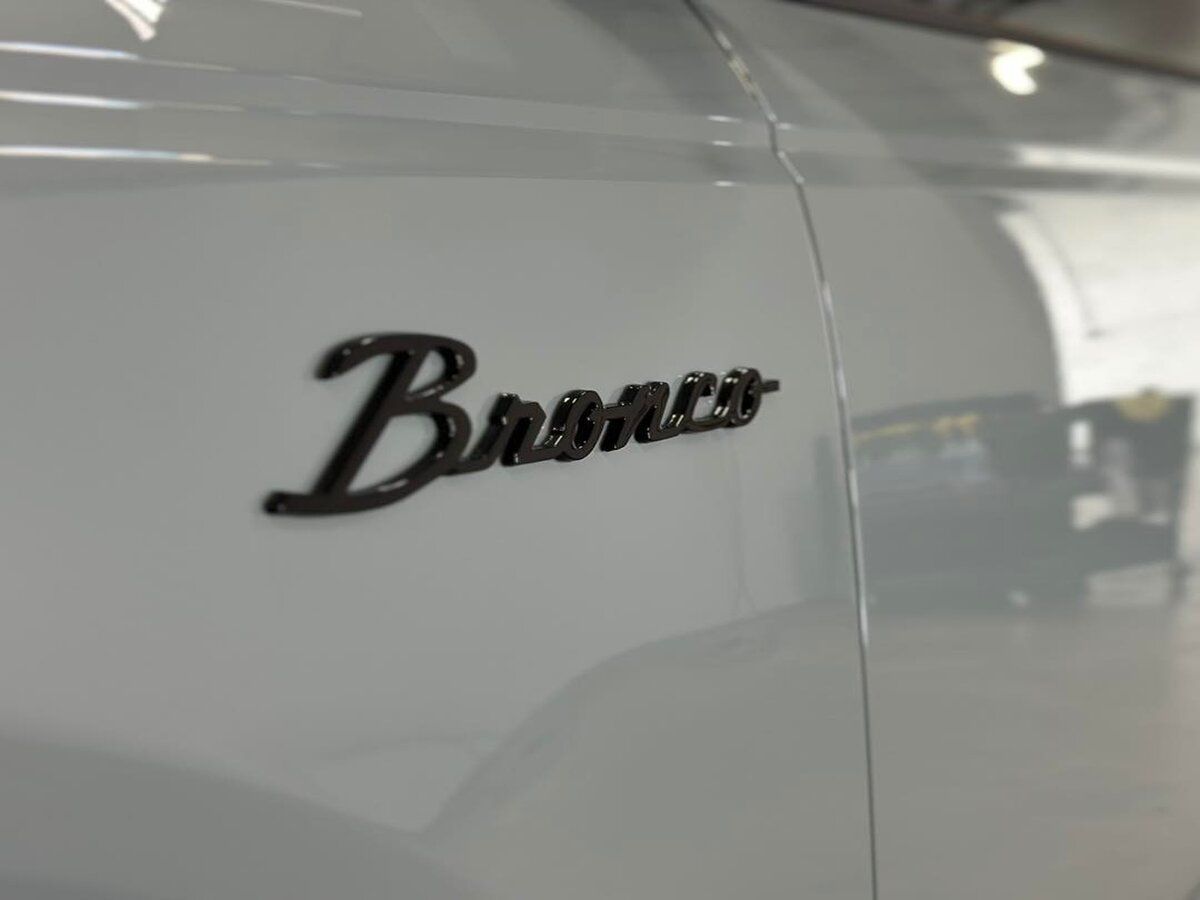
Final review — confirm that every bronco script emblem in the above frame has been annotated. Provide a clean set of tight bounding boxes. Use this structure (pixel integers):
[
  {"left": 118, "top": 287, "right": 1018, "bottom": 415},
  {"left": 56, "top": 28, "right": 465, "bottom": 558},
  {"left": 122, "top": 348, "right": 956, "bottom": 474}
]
[{"left": 265, "top": 333, "right": 779, "bottom": 515}]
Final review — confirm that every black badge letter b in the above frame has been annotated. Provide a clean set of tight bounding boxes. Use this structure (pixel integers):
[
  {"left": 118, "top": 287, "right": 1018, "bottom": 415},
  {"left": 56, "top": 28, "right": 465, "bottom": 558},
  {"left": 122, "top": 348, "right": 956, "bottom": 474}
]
[{"left": 265, "top": 334, "right": 474, "bottom": 515}]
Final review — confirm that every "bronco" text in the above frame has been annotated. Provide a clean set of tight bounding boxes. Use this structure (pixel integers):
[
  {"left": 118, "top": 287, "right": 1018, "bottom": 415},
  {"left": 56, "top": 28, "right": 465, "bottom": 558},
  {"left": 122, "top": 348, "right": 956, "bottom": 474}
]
[{"left": 265, "top": 333, "right": 779, "bottom": 515}]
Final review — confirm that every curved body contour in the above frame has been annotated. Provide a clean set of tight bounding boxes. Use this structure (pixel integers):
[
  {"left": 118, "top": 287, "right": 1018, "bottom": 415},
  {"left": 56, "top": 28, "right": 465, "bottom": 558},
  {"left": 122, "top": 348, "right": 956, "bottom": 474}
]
[{"left": 0, "top": 1, "right": 1198, "bottom": 898}]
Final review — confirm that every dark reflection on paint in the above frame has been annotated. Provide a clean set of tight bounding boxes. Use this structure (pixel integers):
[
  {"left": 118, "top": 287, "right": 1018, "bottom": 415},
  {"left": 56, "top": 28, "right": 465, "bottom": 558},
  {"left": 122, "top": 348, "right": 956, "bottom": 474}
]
[
  {"left": 852, "top": 390, "right": 1193, "bottom": 608},
  {"left": 804, "top": 0, "right": 1200, "bottom": 79}
]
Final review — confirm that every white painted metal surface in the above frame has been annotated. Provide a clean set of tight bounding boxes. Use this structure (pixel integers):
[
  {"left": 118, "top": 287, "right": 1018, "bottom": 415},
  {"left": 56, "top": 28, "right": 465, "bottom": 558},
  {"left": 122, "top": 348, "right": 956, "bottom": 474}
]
[
  {"left": 2, "top": 1, "right": 1200, "bottom": 898},
  {"left": 0, "top": 2, "right": 872, "bottom": 899},
  {"left": 702, "top": 2, "right": 1200, "bottom": 897}
]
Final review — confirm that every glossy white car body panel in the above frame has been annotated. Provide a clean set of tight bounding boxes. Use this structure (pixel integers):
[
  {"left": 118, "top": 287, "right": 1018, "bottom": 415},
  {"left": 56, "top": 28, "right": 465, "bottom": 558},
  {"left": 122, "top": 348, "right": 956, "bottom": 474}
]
[
  {"left": 702, "top": 2, "right": 1200, "bottom": 897},
  {"left": 0, "top": 2, "right": 872, "bottom": 899},
  {"left": 1, "top": 1, "right": 1199, "bottom": 898}
]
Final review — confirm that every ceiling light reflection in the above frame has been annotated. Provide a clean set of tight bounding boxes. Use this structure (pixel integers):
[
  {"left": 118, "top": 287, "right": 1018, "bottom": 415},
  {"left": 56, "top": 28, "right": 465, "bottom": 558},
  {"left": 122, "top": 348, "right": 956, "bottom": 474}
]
[
  {"left": 0, "top": 145, "right": 270, "bottom": 166},
  {"left": 250, "top": 0, "right": 363, "bottom": 16},
  {"left": 988, "top": 39, "right": 1045, "bottom": 96},
  {"left": 0, "top": 41, "right": 138, "bottom": 61},
  {"left": 1015, "top": 144, "right": 1200, "bottom": 181},
  {"left": 0, "top": 90, "right": 143, "bottom": 111},
  {"left": 106, "top": 0, "right": 169, "bottom": 42}
]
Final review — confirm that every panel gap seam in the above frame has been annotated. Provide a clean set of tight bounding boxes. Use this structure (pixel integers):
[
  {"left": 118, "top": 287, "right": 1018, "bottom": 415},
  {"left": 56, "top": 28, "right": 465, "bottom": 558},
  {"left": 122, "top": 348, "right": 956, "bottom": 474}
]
[{"left": 677, "top": 3, "right": 879, "bottom": 897}]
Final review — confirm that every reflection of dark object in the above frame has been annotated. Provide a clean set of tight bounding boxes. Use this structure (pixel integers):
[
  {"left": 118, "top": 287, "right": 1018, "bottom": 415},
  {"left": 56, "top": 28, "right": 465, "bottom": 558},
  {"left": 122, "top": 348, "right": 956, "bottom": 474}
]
[
  {"left": 1080, "top": 394, "right": 1191, "bottom": 480},
  {"left": 852, "top": 392, "right": 1193, "bottom": 607},
  {"left": 854, "top": 394, "right": 1078, "bottom": 605},
  {"left": 1077, "top": 520, "right": 1177, "bottom": 572},
  {"left": 1070, "top": 394, "right": 1193, "bottom": 598},
  {"left": 908, "top": 0, "right": 1037, "bottom": 14},
  {"left": 790, "top": 0, "right": 1200, "bottom": 84}
]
